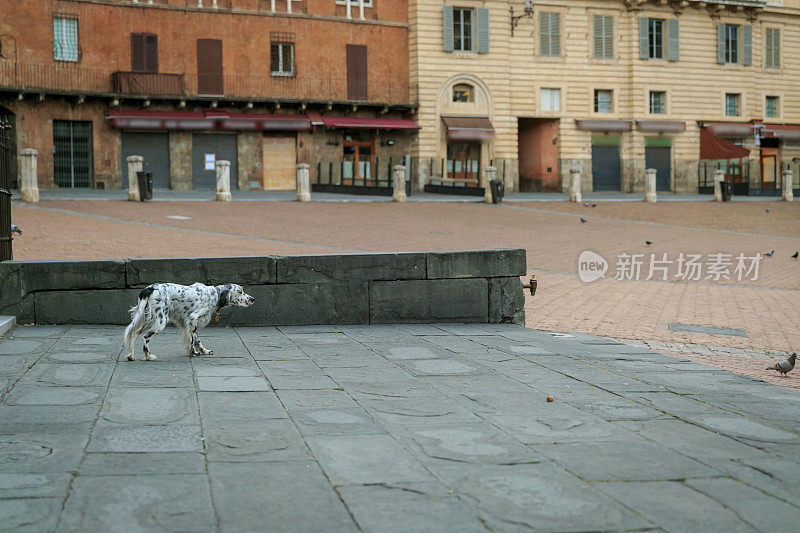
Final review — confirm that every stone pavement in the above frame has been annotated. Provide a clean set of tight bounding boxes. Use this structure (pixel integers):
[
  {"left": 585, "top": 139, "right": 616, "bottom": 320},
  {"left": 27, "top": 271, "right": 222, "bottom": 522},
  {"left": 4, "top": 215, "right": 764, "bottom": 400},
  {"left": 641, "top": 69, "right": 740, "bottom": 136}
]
[{"left": 2, "top": 323, "right": 800, "bottom": 532}]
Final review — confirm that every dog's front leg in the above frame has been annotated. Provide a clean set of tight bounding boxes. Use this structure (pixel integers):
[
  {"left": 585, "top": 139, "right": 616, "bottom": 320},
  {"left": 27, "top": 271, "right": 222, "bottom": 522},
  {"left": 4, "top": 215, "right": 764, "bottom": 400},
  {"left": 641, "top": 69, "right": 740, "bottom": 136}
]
[{"left": 192, "top": 326, "right": 213, "bottom": 355}]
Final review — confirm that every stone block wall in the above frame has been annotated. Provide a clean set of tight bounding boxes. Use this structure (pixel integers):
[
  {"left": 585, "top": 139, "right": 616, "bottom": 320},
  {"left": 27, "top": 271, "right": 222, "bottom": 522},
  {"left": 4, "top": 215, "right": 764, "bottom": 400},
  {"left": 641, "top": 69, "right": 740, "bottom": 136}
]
[{"left": 0, "top": 250, "right": 526, "bottom": 326}]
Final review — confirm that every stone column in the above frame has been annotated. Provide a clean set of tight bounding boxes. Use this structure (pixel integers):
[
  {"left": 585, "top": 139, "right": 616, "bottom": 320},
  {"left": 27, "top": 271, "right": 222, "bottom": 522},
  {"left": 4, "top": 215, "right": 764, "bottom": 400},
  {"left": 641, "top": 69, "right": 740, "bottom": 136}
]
[
  {"left": 417, "top": 159, "right": 428, "bottom": 191},
  {"left": 296, "top": 163, "right": 311, "bottom": 202},
  {"left": 392, "top": 164, "right": 407, "bottom": 203},
  {"left": 484, "top": 166, "right": 496, "bottom": 203},
  {"left": 127, "top": 155, "right": 143, "bottom": 202},
  {"left": 215, "top": 160, "right": 232, "bottom": 202},
  {"left": 644, "top": 168, "right": 657, "bottom": 203},
  {"left": 713, "top": 169, "right": 725, "bottom": 202},
  {"left": 569, "top": 167, "right": 582, "bottom": 203},
  {"left": 19, "top": 149, "right": 39, "bottom": 203},
  {"left": 782, "top": 169, "right": 794, "bottom": 201}
]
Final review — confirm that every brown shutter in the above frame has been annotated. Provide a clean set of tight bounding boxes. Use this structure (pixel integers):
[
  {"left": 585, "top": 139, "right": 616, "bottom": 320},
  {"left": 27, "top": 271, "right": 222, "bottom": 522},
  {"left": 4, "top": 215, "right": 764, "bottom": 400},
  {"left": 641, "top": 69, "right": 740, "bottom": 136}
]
[
  {"left": 131, "top": 33, "right": 145, "bottom": 72},
  {"left": 346, "top": 44, "right": 367, "bottom": 101},
  {"left": 144, "top": 34, "right": 158, "bottom": 73},
  {"left": 197, "top": 38, "right": 223, "bottom": 94}
]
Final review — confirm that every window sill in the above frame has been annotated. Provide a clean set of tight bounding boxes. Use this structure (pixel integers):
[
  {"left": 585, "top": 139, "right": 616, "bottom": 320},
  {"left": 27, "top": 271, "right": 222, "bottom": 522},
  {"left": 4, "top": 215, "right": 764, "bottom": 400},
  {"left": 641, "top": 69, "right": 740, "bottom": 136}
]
[{"left": 271, "top": 72, "right": 296, "bottom": 78}]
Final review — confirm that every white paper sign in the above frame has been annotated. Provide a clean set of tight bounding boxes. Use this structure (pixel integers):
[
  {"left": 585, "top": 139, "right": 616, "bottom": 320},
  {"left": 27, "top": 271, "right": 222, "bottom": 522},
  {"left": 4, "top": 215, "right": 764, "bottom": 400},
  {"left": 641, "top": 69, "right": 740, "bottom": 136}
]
[{"left": 204, "top": 154, "right": 216, "bottom": 171}]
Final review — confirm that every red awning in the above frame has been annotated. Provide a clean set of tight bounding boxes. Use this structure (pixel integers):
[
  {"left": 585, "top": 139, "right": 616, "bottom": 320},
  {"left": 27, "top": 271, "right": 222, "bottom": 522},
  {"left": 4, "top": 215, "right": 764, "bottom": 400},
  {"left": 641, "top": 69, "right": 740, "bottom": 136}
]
[
  {"left": 700, "top": 126, "right": 750, "bottom": 160},
  {"left": 320, "top": 116, "right": 420, "bottom": 130},
  {"left": 763, "top": 124, "right": 800, "bottom": 142},
  {"left": 106, "top": 110, "right": 311, "bottom": 131},
  {"left": 441, "top": 116, "right": 494, "bottom": 141}
]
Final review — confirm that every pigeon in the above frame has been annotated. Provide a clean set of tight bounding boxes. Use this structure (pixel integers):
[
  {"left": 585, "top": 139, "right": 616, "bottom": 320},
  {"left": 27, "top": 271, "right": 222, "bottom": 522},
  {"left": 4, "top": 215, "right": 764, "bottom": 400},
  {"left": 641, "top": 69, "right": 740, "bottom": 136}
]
[
  {"left": 591, "top": 204, "right": 597, "bottom": 207},
  {"left": 10, "top": 224, "right": 21, "bottom": 235},
  {"left": 766, "top": 354, "right": 797, "bottom": 377},
  {"left": 645, "top": 240, "right": 653, "bottom": 246},
  {"left": 580, "top": 218, "right": 587, "bottom": 223},
  {"left": 766, "top": 250, "right": 774, "bottom": 257},
  {"left": 583, "top": 202, "right": 590, "bottom": 207},
  {"left": 792, "top": 251, "right": 799, "bottom": 259},
  {"left": 765, "top": 208, "right": 770, "bottom": 213}
]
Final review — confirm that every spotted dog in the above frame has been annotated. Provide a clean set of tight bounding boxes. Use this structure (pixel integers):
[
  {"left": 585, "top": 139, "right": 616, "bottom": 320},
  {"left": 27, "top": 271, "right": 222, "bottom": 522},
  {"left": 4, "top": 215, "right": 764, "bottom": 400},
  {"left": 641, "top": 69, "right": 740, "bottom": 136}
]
[{"left": 123, "top": 283, "right": 255, "bottom": 361}]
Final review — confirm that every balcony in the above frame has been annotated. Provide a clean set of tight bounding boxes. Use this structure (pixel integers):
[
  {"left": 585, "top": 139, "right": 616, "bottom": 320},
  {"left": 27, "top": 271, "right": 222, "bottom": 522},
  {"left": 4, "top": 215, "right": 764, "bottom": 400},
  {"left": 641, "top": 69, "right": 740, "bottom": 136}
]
[{"left": 113, "top": 71, "right": 185, "bottom": 96}]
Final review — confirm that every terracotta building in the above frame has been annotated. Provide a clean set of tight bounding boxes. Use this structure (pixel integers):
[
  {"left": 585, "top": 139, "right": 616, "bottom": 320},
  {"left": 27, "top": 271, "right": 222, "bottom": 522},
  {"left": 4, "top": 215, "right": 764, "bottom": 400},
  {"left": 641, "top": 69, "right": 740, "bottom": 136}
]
[
  {"left": 0, "top": 0, "right": 416, "bottom": 191},
  {"left": 410, "top": 0, "right": 800, "bottom": 195}
]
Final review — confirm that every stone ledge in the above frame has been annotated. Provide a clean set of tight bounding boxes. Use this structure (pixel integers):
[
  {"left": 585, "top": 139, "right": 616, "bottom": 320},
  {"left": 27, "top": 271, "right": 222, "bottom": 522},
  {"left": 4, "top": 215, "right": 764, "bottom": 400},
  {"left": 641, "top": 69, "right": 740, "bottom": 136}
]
[
  {"left": 369, "top": 279, "right": 488, "bottom": 324},
  {"left": 277, "top": 253, "right": 426, "bottom": 283},
  {"left": 427, "top": 249, "right": 526, "bottom": 279}
]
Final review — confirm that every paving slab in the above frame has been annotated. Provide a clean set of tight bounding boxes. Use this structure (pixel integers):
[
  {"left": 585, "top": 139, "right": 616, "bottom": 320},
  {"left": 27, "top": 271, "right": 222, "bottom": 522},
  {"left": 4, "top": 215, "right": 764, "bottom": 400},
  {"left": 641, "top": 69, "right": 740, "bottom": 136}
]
[{"left": 0, "top": 323, "right": 799, "bottom": 530}]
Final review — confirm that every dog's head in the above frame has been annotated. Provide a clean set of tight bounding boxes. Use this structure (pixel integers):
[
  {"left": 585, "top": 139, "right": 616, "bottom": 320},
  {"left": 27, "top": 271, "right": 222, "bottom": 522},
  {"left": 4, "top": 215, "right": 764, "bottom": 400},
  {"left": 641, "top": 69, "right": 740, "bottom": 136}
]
[{"left": 218, "top": 284, "right": 255, "bottom": 308}]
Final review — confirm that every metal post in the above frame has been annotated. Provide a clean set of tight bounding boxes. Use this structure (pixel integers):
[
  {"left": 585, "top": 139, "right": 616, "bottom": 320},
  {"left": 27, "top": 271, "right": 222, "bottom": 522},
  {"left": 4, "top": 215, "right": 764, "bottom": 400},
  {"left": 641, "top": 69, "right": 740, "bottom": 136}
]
[{"left": 0, "top": 117, "right": 12, "bottom": 260}]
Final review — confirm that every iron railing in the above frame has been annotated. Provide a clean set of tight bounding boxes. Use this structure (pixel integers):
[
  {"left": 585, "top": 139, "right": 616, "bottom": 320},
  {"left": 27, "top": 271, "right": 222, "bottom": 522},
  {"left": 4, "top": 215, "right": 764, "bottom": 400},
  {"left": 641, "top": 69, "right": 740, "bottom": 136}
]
[
  {"left": 0, "top": 61, "right": 410, "bottom": 104},
  {"left": 698, "top": 159, "right": 751, "bottom": 194},
  {"left": 0, "top": 116, "right": 12, "bottom": 260}
]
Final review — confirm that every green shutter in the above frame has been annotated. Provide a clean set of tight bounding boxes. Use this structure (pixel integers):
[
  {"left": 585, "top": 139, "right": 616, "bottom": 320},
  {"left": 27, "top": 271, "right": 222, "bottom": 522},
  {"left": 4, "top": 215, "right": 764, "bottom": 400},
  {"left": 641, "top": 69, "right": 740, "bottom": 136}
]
[
  {"left": 667, "top": 19, "right": 679, "bottom": 61},
  {"left": 639, "top": 17, "right": 649, "bottom": 59},
  {"left": 742, "top": 24, "right": 752, "bottom": 65},
  {"left": 476, "top": 8, "right": 489, "bottom": 53},
  {"left": 593, "top": 15, "right": 603, "bottom": 59},
  {"left": 540, "top": 13, "right": 550, "bottom": 56},
  {"left": 551, "top": 13, "right": 560, "bottom": 57},
  {"left": 717, "top": 23, "right": 726, "bottom": 64},
  {"left": 443, "top": 6, "right": 454, "bottom": 52},
  {"left": 604, "top": 15, "right": 614, "bottom": 59},
  {"left": 773, "top": 28, "right": 780, "bottom": 68}
]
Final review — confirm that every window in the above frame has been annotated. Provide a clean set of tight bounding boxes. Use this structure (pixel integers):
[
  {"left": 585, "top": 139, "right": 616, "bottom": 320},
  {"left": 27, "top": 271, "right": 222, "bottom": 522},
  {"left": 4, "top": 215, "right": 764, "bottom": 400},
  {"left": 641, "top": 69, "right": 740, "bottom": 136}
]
[
  {"left": 649, "top": 91, "right": 666, "bottom": 114},
  {"left": 540, "top": 12, "right": 560, "bottom": 57},
  {"left": 131, "top": 33, "right": 158, "bottom": 73},
  {"left": 718, "top": 23, "right": 751, "bottom": 65},
  {"left": 453, "top": 83, "right": 474, "bottom": 103},
  {"left": 766, "top": 96, "right": 779, "bottom": 118},
  {"left": 725, "top": 93, "right": 740, "bottom": 117},
  {"left": 765, "top": 28, "right": 780, "bottom": 69},
  {"left": 335, "top": 0, "right": 373, "bottom": 5},
  {"left": 270, "top": 33, "right": 295, "bottom": 76},
  {"left": 594, "top": 15, "right": 613, "bottom": 59},
  {"left": 540, "top": 88, "right": 560, "bottom": 112},
  {"left": 594, "top": 89, "right": 612, "bottom": 113},
  {"left": 648, "top": 19, "right": 663, "bottom": 59},
  {"left": 724, "top": 24, "right": 738, "bottom": 63},
  {"left": 53, "top": 16, "right": 79, "bottom": 62},
  {"left": 453, "top": 8, "right": 473, "bottom": 52}
]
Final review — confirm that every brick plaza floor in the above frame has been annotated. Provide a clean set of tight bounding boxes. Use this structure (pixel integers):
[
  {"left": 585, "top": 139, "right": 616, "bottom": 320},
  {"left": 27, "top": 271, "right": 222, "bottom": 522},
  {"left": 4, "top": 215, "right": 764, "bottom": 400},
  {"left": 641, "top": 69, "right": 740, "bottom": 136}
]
[{"left": 1, "top": 323, "right": 799, "bottom": 531}]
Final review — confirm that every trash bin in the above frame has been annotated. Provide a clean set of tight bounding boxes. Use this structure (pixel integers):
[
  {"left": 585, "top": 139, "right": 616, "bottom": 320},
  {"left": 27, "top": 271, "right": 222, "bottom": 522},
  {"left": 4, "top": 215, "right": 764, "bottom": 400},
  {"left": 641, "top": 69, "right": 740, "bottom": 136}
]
[
  {"left": 721, "top": 180, "right": 733, "bottom": 202},
  {"left": 489, "top": 179, "right": 504, "bottom": 204},
  {"left": 137, "top": 171, "right": 153, "bottom": 201}
]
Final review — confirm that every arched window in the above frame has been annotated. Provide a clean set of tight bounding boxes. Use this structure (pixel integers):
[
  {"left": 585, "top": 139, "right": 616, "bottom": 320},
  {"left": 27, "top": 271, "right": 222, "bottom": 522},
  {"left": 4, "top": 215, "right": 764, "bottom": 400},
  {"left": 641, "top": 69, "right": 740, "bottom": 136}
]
[{"left": 452, "top": 83, "right": 474, "bottom": 103}]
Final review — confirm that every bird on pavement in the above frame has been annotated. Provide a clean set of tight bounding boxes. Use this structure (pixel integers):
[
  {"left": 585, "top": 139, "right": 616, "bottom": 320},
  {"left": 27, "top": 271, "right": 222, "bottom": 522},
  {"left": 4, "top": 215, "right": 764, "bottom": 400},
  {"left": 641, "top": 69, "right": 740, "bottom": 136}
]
[
  {"left": 591, "top": 204, "right": 597, "bottom": 207},
  {"left": 766, "top": 354, "right": 797, "bottom": 377},
  {"left": 583, "top": 202, "right": 590, "bottom": 207},
  {"left": 792, "top": 251, "right": 799, "bottom": 259},
  {"left": 766, "top": 208, "right": 770, "bottom": 213},
  {"left": 10, "top": 224, "right": 21, "bottom": 235},
  {"left": 580, "top": 218, "right": 587, "bottom": 223},
  {"left": 646, "top": 240, "right": 653, "bottom": 246},
  {"left": 765, "top": 250, "right": 774, "bottom": 257}
]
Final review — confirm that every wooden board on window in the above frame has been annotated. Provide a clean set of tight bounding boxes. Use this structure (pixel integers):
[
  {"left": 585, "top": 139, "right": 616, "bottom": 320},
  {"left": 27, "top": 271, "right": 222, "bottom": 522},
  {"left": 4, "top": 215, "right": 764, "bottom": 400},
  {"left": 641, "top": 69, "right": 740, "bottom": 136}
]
[{"left": 262, "top": 136, "right": 297, "bottom": 190}]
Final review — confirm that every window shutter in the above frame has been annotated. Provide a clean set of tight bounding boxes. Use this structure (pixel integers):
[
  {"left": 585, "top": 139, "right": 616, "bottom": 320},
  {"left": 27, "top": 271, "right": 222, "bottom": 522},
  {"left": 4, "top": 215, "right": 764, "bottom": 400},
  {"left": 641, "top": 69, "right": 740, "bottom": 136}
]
[
  {"left": 593, "top": 15, "right": 601, "bottom": 58},
  {"left": 639, "top": 18, "right": 648, "bottom": 60},
  {"left": 667, "top": 19, "right": 679, "bottom": 61},
  {"left": 604, "top": 16, "right": 613, "bottom": 59},
  {"left": 476, "top": 8, "right": 489, "bottom": 54},
  {"left": 131, "top": 34, "right": 144, "bottom": 71},
  {"left": 443, "top": 6, "right": 454, "bottom": 52},
  {"left": 772, "top": 28, "right": 780, "bottom": 68},
  {"left": 717, "top": 23, "right": 726, "bottom": 64},
  {"left": 742, "top": 24, "right": 752, "bottom": 65},
  {"left": 145, "top": 34, "right": 158, "bottom": 73},
  {"left": 551, "top": 13, "right": 560, "bottom": 57},
  {"left": 539, "top": 13, "right": 550, "bottom": 56}
]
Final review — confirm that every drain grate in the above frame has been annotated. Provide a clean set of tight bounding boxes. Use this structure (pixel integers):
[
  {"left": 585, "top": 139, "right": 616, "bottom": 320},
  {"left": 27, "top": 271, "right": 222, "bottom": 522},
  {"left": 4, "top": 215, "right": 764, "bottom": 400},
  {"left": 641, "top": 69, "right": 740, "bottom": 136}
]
[{"left": 668, "top": 323, "right": 747, "bottom": 337}]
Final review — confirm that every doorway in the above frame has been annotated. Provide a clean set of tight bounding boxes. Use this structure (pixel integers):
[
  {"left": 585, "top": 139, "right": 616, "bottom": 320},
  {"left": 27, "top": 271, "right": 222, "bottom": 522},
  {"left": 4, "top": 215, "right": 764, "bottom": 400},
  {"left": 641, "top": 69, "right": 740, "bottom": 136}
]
[
  {"left": 53, "top": 120, "right": 92, "bottom": 188},
  {"left": 760, "top": 145, "right": 779, "bottom": 190},
  {"left": 591, "top": 144, "right": 621, "bottom": 191},
  {"left": 343, "top": 134, "right": 373, "bottom": 186},
  {"left": 447, "top": 141, "right": 480, "bottom": 186},
  {"left": 518, "top": 118, "right": 559, "bottom": 192},
  {"left": 645, "top": 146, "right": 671, "bottom": 191}
]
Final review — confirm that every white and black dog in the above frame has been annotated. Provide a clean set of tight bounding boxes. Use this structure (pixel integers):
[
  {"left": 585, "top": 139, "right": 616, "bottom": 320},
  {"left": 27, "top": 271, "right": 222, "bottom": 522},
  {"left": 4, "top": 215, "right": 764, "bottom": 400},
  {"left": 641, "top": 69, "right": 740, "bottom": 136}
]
[{"left": 123, "top": 283, "right": 254, "bottom": 361}]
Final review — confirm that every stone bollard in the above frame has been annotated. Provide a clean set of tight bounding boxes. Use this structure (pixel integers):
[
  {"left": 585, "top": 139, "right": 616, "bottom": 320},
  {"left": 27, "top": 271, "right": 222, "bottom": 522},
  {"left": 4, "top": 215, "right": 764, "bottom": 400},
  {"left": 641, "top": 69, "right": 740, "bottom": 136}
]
[
  {"left": 644, "top": 168, "right": 657, "bottom": 203},
  {"left": 19, "top": 149, "right": 39, "bottom": 203},
  {"left": 713, "top": 169, "right": 725, "bottom": 202},
  {"left": 569, "top": 167, "right": 581, "bottom": 203},
  {"left": 782, "top": 169, "right": 794, "bottom": 202},
  {"left": 296, "top": 163, "right": 311, "bottom": 202},
  {"left": 127, "top": 155, "right": 143, "bottom": 202},
  {"left": 215, "top": 160, "right": 232, "bottom": 202},
  {"left": 484, "top": 166, "right": 496, "bottom": 203},
  {"left": 392, "top": 164, "right": 407, "bottom": 203}
]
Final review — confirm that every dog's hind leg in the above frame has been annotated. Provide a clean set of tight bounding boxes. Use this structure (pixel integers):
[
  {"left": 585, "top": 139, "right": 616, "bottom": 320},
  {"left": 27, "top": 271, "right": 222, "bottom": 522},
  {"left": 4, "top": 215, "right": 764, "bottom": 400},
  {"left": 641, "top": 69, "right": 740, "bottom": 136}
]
[{"left": 141, "top": 316, "right": 167, "bottom": 362}]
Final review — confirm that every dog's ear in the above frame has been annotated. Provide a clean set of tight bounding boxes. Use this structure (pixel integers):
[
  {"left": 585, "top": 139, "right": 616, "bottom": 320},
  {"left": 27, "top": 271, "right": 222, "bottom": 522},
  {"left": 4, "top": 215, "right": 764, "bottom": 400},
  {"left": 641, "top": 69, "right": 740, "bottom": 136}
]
[{"left": 218, "top": 285, "right": 231, "bottom": 307}]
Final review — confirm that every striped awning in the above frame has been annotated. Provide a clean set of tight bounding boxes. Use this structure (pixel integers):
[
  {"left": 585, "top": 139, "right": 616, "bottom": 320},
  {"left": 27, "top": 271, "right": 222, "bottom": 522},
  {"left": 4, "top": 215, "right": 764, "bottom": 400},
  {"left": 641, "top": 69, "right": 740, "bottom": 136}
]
[
  {"left": 106, "top": 110, "right": 311, "bottom": 131},
  {"left": 442, "top": 116, "right": 495, "bottom": 141}
]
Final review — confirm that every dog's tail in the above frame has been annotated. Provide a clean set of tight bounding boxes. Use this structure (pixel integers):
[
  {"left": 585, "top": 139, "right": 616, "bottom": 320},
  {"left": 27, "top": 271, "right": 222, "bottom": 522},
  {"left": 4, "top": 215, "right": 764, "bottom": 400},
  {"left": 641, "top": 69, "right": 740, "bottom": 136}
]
[{"left": 123, "top": 286, "right": 157, "bottom": 351}]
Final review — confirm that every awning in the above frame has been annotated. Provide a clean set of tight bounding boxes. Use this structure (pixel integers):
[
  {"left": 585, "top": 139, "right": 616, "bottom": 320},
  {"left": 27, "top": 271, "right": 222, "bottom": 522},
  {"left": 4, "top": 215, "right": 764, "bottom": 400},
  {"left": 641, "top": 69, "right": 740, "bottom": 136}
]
[
  {"left": 763, "top": 124, "right": 800, "bottom": 142},
  {"left": 636, "top": 120, "right": 685, "bottom": 134},
  {"left": 701, "top": 122, "right": 753, "bottom": 138},
  {"left": 442, "top": 116, "right": 494, "bottom": 141},
  {"left": 575, "top": 119, "right": 632, "bottom": 132},
  {"left": 106, "top": 110, "right": 311, "bottom": 131},
  {"left": 320, "top": 116, "right": 420, "bottom": 130},
  {"left": 700, "top": 126, "right": 750, "bottom": 160}
]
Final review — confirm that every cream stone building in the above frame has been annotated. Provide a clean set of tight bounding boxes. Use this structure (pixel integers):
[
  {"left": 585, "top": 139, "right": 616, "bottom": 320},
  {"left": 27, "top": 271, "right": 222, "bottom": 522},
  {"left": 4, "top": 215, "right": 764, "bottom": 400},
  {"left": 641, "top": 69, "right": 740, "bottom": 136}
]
[{"left": 410, "top": 0, "right": 800, "bottom": 195}]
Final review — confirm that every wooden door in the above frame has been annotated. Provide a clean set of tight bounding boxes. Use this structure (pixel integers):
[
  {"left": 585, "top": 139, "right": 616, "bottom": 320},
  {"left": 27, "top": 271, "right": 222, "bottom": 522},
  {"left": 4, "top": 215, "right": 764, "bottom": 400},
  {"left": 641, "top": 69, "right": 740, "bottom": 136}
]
[
  {"left": 132, "top": 33, "right": 158, "bottom": 73},
  {"left": 262, "top": 136, "right": 297, "bottom": 190},
  {"left": 197, "top": 39, "right": 223, "bottom": 95},
  {"left": 447, "top": 142, "right": 480, "bottom": 186},
  {"left": 761, "top": 149, "right": 777, "bottom": 189}
]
